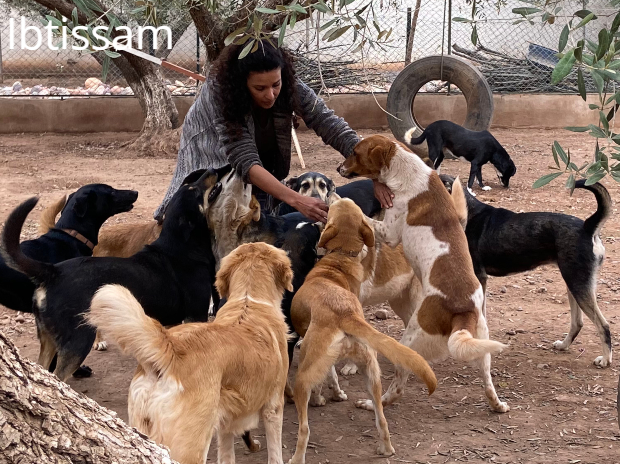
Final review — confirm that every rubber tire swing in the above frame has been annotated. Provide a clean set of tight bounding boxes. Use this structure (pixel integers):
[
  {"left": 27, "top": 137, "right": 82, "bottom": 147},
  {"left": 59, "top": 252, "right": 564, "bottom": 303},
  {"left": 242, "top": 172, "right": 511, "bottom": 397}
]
[{"left": 386, "top": 55, "right": 494, "bottom": 158}]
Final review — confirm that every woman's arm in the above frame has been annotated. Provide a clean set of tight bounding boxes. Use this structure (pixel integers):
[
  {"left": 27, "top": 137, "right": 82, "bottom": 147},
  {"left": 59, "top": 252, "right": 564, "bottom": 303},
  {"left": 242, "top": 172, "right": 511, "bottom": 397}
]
[{"left": 248, "top": 165, "right": 328, "bottom": 222}]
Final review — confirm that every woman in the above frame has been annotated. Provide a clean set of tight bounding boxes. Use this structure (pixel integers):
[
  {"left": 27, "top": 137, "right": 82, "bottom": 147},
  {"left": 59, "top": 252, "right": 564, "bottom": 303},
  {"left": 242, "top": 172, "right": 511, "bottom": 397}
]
[{"left": 154, "top": 40, "right": 393, "bottom": 223}]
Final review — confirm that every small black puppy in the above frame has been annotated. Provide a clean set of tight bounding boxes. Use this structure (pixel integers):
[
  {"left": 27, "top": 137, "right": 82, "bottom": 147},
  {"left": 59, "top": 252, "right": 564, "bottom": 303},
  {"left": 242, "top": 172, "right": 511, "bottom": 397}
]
[
  {"left": 406, "top": 120, "right": 517, "bottom": 194},
  {"left": 2, "top": 170, "right": 224, "bottom": 382},
  {"left": 440, "top": 174, "right": 612, "bottom": 368},
  {"left": 279, "top": 172, "right": 382, "bottom": 218},
  {"left": 0, "top": 184, "right": 138, "bottom": 313}
]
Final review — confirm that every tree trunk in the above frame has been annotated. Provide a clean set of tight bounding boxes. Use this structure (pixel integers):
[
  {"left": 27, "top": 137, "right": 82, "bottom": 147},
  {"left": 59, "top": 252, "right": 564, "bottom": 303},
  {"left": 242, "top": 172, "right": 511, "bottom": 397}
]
[
  {"left": 35, "top": 0, "right": 181, "bottom": 157},
  {"left": 405, "top": 0, "right": 422, "bottom": 65},
  {"left": 0, "top": 331, "right": 178, "bottom": 463}
]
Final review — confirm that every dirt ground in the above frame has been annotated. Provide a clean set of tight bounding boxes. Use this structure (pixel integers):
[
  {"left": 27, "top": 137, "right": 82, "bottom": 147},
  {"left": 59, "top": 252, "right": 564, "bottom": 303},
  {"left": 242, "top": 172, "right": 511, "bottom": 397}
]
[{"left": 0, "top": 128, "right": 619, "bottom": 463}]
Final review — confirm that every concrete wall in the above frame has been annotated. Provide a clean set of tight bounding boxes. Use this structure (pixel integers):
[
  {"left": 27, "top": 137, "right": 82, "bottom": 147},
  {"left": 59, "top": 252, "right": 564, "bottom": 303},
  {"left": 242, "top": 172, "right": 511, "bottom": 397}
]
[{"left": 0, "top": 93, "right": 598, "bottom": 134}]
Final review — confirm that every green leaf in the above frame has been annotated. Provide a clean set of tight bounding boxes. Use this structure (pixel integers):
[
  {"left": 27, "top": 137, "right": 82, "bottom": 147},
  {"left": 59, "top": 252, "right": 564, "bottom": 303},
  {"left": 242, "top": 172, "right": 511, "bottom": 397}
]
[
  {"left": 558, "top": 25, "right": 569, "bottom": 53},
  {"left": 585, "top": 170, "right": 606, "bottom": 185},
  {"left": 565, "top": 126, "right": 589, "bottom": 132},
  {"left": 553, "top": 141, "right": 569, "bottom": 165},
  {"left": 610, "top": 171, "right": 620, "bottom": 182},
  {"left": 471, "top": 25, "right": 478, "bottom": 46},
  {"left": 565, "top": 173, "right": 576, "bottom": 195},
  {"left": 574, "top": 13, "right": 595, "bottom": 29},
  {"left": 313, "top": 2, "right": 329, "bottom": 13},
  {"left": 512, "top": 7, "right": 541, "bottom": 15},
  {"left": 606, "top": 90, "right": 620, "bottom": 105},
  {"left": 71, "top": 7, "right": 79, "bottom": 27},
  {"left": 533, "top": 172, "right": 563, "bottom": 188},
  {"left": 552, "top": 143, "right": 560, "bottom": 167},
  {"left": 101, "top": 54, "right": 110, "bottom": 82},
  {"left": 551, "top": 48, "right": 576, "bottom": 84},
  {"left": 373, "top": 20, "right": 381, "bottom": 33},
  {"left": 574, "top": 44, "right": 583, "bottom": 62},
  {"left": 320, "top": 18, "right": 338, "bottom": 31},
  {"left": 611, "top": 11, "right": 620, "bottom": 35},
  {"left": 225, "top": 27, "right": 247, "bottom": 46},
  {"left": 588, "top": 124, "right": 608, "bottom": 138},
  {"left": 278, "top": 20, "right": 287, "bottom": 47},
  {"left": 589, "top": 103, "right": 600, "bottom": 110},
  {"left": 600, "top": 111, "right": 610, "bottom": 132},
  {"left": 355, "top": 14, "right": 366, "bottom": 28},
  {"left": 290, "top": 11, "right": 297, "bottom": 30},
  {"left": 574, "top": 9, "right": 597, "bottom": 20},
  {"left": 385, "top": 27, "right": 393, "bottom": 41},
  {"left": 328, "top": 25, "right": 351, "bottom": 42},
  {"left": 591, "top": 69, "right": 605, "bottom": 94},
  {"left": 453, "top": 17, "right": 473, "bottom": 23},
  {"left": 45, "top": 15, "right": 63, "bottom": 28},
  {"left": 104, "top": 49, "right": 120, "bottom": 58},
  {"left": 586, "top": 161, "right": 602, "bottom": 175},
  {"left": 577, "top": 68, "right": 587, "bottom": 100},
  {"left": 238, "top": 39, "right": 255, "bottom": 59},
  {"left": 596, "top": 29, "right": 610, "bottom": 61},
  {"left": 290, "top": 4, "right": 307, "bottom": 14},
  {"left": 255, "top": 7, "right": 280, "bottom": 13}
]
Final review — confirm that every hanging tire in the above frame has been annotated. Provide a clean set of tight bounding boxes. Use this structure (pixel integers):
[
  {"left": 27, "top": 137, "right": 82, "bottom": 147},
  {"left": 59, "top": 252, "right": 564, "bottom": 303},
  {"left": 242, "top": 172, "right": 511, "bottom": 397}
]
[{"left": 386, "top": 55, "right": 494, "bottom": 158}]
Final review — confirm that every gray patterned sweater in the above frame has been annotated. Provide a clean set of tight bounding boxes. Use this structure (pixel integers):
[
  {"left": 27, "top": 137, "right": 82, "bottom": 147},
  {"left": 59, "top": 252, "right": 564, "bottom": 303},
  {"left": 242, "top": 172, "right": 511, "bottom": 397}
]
[{"left": 154, "top": 79, "right": 361, "bottom": 221}]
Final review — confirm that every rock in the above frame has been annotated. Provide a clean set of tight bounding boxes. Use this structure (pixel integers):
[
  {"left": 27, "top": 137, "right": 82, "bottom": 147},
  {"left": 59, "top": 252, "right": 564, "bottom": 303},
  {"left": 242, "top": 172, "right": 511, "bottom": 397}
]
[
  {"left": 375, "top": 309, "right": 389, "bottom": 320},
  {"left": 31, "top": 85, "right": 43, "bottom": 94},
  {"left": 537, "top": 363, "right": 549, "bottom": 369},
  {"left": 15, "top": 315, "right": 25, "bottom": 323},
  {"left": 94, "top": 86, "right": 106, "bottom": 95},
  {"left": 506, "top": 329, "right": 516, "bottom": 336},
  {"left": 110, "top": 86, "right": 123, "bottom": 95},
  {"left": 515, "top": 329, "right": 526, "bottom": 334},
  {"left": 499, "top": 286, "right": 507, "bottom": 293},
  {"left": 537, "top": 287, "right": 547, "bottom": 293},
  {"left": 13, "top": 81, "right": 22, "bottom": 92},
  {"left": 167, "top": 85, "right": 176, "bottom": 92},
  {"left": 38, "top": 89, "right": 50, "bottom": 96},
  {"left": 174, "top": 80, "right": 184, "bottom": 87},
  {"left": 85, "top": 77, "right": 103, "bottom": 89}
]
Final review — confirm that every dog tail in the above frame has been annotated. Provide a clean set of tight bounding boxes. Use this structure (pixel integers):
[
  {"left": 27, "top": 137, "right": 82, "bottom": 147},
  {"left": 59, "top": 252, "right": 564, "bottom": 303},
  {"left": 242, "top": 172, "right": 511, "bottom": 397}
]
[
  {"left": 341, "top": 315, "right": 437, "bottom": 394},
  {"left": 575, "top": 180, "right": 612, "bottom": 237},
  {"left": 87, "top": 284, "right": 175, "bottom": 374},
  {"left": 451, "top": 176, "right": 468, "bottom": 230},
  {"left": 404, "top": 127, "right": 427, "bottom": 146},
  {"left": 38, "top": 195, "right": 66, "bottom": 235},
  {"left": 448, "top": 313, "right": 507, "bottom": 362},
  {"left": 2, "top": 197, "right": 56, "bottom": 284}
]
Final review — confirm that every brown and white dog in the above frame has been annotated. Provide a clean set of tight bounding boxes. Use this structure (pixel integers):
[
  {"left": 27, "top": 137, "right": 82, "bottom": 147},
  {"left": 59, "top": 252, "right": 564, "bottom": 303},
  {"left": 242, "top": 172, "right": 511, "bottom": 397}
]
[
  {"left": 87, "top": 242, "right": 293, "bottom": 464},
  {"left": 338, "top": 134, "right": 509, "bottom": 413},
  {"left": 289, "top": 198, "right": 437, "bottom": 463}
]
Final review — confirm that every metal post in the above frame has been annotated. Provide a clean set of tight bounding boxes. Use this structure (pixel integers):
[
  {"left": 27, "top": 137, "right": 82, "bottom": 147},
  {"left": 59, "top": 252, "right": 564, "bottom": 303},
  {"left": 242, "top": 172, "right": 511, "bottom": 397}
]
[
  {"left": 0, "top": 28, "right": 3, "bottom": 84},
  {"left": 447, "top": 0, "right": 452, "bottom": 94},
  {"left": 406, "top": 7, "right": 412, "bottom": 60},
  {"left": 196, "top": 29, "right": 200, "bottom": 75}
]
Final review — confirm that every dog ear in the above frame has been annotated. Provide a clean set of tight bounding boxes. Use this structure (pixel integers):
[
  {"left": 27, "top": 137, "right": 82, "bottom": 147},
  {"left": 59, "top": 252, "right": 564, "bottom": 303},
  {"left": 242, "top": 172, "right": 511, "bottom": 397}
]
[
  {"left": 274, "top": 254, "right": 294, "bottom": 293},
  {"left": 215, "top": 251, "right": 240, "bottom": 298},
  {"left": 327, "top": 178, "right": 336, "bottom": 195},
  {"left": 182, "top": 169, "right": 208, "bottom": 186},
  {"left": 318, "top": 223, "right": 338, "bottom": 248},
  {"left": 72, "top": 191, "right": 96, "bottom": 218},
  {"left": 250, "top": 195, "right": 261, "bottom": 222},
  {"left": 359, "top": 217, "right": 375, "bottom": 248},
  {"left": 450, "top": 177, "right": 468, "bottom": 230},
  {"left": 285, "top": 176, "right": 299, "bottom": 191},
  {"left": 327, "top": 192, "right": 341, "bottom": 207}
]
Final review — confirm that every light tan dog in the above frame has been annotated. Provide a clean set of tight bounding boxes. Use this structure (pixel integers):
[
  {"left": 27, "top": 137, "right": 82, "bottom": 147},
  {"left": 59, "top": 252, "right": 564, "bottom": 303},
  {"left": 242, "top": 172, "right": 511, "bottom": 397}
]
[
  {"left": 289, "top": 199, "right": 437, "bottom": 464},
  {"left": 339, "top": 134, "right": 509, "bottom": 413},
  {"left": 87, "top": 242, "right": 293, "bottom": 464}
]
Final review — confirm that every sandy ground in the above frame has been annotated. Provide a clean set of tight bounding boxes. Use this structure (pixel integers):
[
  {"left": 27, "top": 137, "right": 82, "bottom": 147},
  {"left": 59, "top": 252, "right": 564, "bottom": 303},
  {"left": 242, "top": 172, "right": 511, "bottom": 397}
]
[{"left": 0, "top": 128, "right": 619, "bottom": 463}]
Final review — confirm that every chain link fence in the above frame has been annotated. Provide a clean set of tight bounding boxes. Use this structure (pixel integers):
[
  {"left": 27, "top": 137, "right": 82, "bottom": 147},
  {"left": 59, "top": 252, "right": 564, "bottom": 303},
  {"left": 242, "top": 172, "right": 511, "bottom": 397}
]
[{"left": 0, "top": 0, "right": 615, "bottom": 96}]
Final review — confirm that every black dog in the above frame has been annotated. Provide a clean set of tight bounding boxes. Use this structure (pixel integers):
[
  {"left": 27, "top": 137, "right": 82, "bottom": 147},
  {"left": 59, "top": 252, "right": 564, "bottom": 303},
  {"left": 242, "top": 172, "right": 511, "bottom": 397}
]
[
  {"left": 279, "top": 172, "right": 382, "bottom": 218},
  {"left": 440, "top": 174, "right": 612, "bottom": 368},
  {"left": 2, "top": 170, "right": 224, "bottom": 382},
  {"left": 407, "top": 120, "right": 517, "bottom": 194},
  {"left": 0, "top": 184, "right": 138, "bottom": 313}
]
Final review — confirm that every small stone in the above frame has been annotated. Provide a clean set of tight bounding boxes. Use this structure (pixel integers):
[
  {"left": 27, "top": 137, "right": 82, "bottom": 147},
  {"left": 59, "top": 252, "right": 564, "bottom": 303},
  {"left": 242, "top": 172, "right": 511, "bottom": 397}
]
[
  {"left": 38, "top": 89, "right": 50, "bottom": 96},
  {"left": 110, "top": 86, "right": 123, "bottom": 95},
  {"left": 174, "top": 80, "right": 184, "bottom": 87},
  {"left": 85, "top": 77, "right": 103, "bottom": 89},
  {"left": 31, "top": 85, "right": 42, "bottom": 93},
  {"left": 375, "top": 309, "right": 389, "bottom": 320},
  {"left": 515, "top": 329, "right": 526, "bottom": 334},
  {"left": 506, "top": 329, "right": 516, "bottom": 336},
  {"left": 537, "top": 363, "right": 549, "bottom": 369},
  {"left": 167, "top": 85, "right": 176, "bottom": 92},
  {"left": 13, "top": 81, "right": 22, "bottom": 92},
  {"left": 517, "top": 306, "right": 523, "bottom": 311},
  {"left": 546, "top": 278, "right": 554, "bottom": 283},
  {"left": 94, "top": 86, "right": 106, "bottom": 95},
  {"left": 537, "top": 287, "right": 547, "bottom": 293},
  {"left": 499, "top": 286, "right": 507, "bottom": 293},
  {"left": 15, "top": 315, "right": 25, "bottom": 323}
]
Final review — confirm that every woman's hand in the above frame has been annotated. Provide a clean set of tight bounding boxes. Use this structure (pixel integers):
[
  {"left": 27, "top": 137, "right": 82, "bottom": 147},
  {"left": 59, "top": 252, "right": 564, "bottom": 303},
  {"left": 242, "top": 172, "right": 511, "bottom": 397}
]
[
  {"left": 291, "top": 194, "right": 329, "bottom": 223},
  {"left": 373, "top": 179, "right": 394, "bottom": 209}
]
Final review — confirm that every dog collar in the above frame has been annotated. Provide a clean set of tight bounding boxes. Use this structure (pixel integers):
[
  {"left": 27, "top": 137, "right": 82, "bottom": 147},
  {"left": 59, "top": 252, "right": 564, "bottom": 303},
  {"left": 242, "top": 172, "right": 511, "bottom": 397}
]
[
  {"left": 57, "top": 228, "right": 95, "bottom": 250},
  {"left": 324, "top": 248, "right": 360, "bottom": 257}
]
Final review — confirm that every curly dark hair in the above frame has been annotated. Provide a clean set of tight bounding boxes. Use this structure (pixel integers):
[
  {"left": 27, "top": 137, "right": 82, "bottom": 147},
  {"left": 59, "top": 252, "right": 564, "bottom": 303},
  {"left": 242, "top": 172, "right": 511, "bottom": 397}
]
[{"left": 211, "top": 40, "right": 298, "bottom": 127}]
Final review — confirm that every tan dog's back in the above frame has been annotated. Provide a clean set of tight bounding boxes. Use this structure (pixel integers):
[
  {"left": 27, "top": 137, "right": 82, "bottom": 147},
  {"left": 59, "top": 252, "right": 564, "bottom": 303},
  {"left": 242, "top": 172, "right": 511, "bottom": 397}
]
[{"left": 93, "top": 221, "right": 162, "bottom": 257}]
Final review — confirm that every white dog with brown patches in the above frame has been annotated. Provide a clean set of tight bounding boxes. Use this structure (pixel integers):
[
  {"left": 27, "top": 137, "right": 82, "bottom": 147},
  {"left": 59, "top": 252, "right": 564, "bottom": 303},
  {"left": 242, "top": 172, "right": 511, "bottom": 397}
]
[
  {"left": 338, "top": 134, "right": 509, "bottom": 413},
  {"left": 87, "top": 242, "right": 294, "bottom": 464}
]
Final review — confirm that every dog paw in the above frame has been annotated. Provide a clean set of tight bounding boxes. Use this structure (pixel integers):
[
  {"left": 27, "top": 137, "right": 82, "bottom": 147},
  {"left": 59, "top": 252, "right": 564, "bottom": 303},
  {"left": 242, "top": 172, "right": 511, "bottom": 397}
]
[
  {"left": 594, "top": 356, "right": 611, "bottom": 368},
  {"left": 355, "top": 399, "right": 375, "bottom": 411},
  {"left": 309, "top": 394, "right": 326, "bottom": 407},
  {"left": 482, "top": 186, "right": 492, "bottom": 191},
  {"left": 248, "top": 438, "right": 261, "bottom": 453},
  {"left": 288, "top": 457, "right": 304, "bottom": 464},
  {"left": 552, "top": 340, "right": 569, "bottom": 351},
  {"left": 72, "top": 365, "right": 93, "bottom": 378},
  {"left": 340, "top": 362, "right": 358, "bottom": 375},
  {"left": 332, "top": 389, "right": 348, "bottom": 402},
  {"left": 93, "top": 340, "right": 108, "bottom": 351},
  {"left": 467, "top": 187, "right": 477, "bottom": 197},
  {"left": 491, "top": 401, "right": 510, "bottom": 413},
  {"left": 377, "top": 443, "right": 395, "bottom": 456}
]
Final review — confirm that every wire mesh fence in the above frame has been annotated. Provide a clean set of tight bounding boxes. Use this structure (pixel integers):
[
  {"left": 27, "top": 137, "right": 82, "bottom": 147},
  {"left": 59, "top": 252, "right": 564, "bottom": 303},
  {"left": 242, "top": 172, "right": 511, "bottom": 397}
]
[{"left": 0, "top": 0, "right": 615, "bottom": 96}]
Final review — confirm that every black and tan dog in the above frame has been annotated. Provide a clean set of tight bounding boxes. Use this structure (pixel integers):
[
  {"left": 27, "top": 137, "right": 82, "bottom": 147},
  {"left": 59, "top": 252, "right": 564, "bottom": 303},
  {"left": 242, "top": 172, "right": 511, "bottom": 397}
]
[
  {"left": 0, "top": 184, "right": 138, "bottom": 314},
  {"left": 406, "top": 120, "right": 516, "bottom": 194},
  {"left": 2, "top": 169, "right": 224, "bottom": 382},
  {"left": 441, "top": 174, "right": 613, "bottom": 367}
]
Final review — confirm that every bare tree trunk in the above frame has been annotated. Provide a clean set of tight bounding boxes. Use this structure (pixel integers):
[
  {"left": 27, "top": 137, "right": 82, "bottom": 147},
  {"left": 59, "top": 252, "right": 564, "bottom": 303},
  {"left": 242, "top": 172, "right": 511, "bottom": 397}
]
[
  {"left": 405, "top": 0, "right": 422, "bottom": 65},
  {"left": 0, "top": 331, "right": 178, "bottom": 463},
  {"left": 35, "top": 0, "right": 181, "bottom": 157}
]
